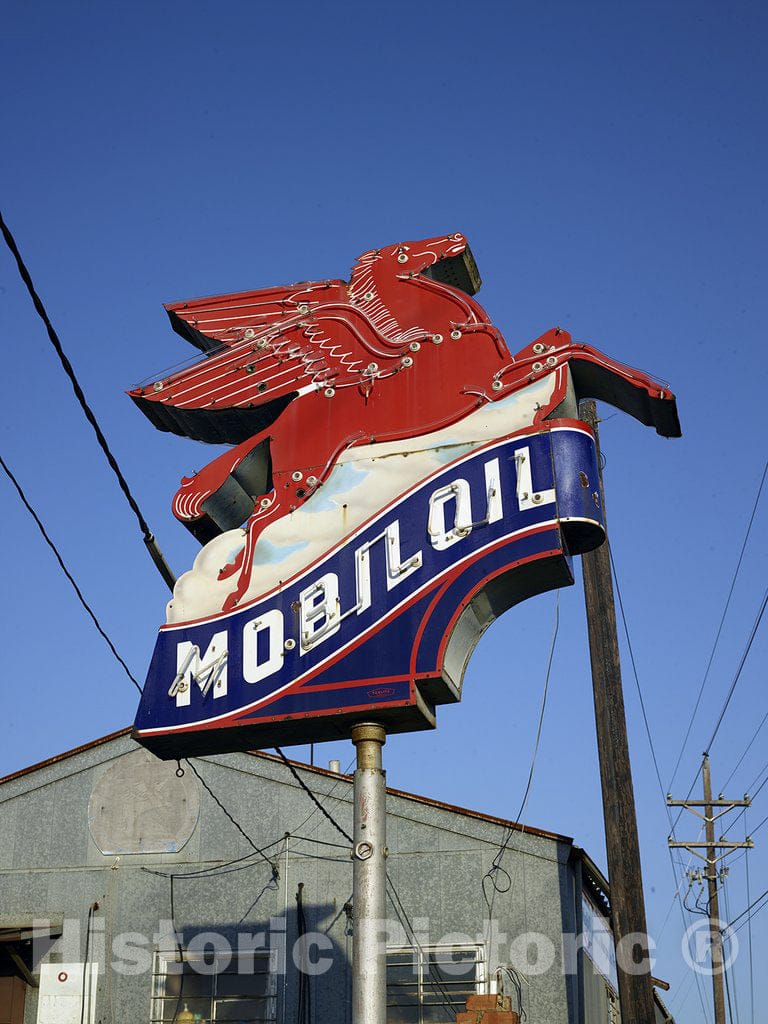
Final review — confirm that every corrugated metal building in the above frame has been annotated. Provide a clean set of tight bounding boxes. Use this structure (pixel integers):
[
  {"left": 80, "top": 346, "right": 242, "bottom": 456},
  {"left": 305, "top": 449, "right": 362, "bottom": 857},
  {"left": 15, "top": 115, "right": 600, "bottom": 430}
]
[{"left": 0, "top": 730, "right": 673, "bottom": 1023}]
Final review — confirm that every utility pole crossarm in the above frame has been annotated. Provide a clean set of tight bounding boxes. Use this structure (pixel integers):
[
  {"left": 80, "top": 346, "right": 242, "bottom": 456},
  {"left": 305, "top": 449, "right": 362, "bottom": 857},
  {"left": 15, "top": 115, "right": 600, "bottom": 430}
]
[
  {"left": 667, "top": 798, "right": 750, "bottom": 808},
  {"left": 667, "top": 801, "right": 750, "bottom": 826},
  {"left": 668, "top": 841, "right": 754, "bottom": 850}
]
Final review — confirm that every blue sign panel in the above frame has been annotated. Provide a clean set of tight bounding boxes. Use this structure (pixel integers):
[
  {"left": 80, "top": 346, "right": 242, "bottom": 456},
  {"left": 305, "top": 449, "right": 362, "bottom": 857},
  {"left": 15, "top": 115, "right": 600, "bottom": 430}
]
[{"left": 134, "top": 422, "right": 604, "bottom": 757}]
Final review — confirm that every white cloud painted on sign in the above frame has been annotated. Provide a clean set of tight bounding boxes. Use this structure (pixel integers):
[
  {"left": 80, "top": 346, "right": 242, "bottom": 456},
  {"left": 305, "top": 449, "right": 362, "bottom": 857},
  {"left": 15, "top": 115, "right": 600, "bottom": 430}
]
[{"left": 166, "top": 374, "right": 557, "bottom": 624}]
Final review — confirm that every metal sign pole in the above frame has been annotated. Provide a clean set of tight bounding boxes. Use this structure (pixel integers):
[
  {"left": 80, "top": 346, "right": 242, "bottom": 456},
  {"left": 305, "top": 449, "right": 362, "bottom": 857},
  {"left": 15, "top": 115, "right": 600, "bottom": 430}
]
[{"left": 351, "top": 722, "right": 387, "bottom": 1024}]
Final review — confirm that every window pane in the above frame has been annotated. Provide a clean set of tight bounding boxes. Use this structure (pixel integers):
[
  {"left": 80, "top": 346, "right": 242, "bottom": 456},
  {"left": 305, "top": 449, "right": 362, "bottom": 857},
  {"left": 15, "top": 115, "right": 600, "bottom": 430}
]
[
  {"left": 161, "top": 965, "right": 215, "bottom": 999},
  {"left": 386, "top": 1006, "right": 420, "bottom": 1024},
  {"left": 155, "top": 996, "right": 211, "bottom": 1022},
  {"left": 217, "top": 972, "right": 271, "bottom": 997},
  {"left": 214, "top": 997, "right": 274, "bottom": 1021},
  {"left": 219, "top": 957, "right": 271, "bottom": 975},
  {"left": 427, "top": 949, "right": 477, "bottom": 981},
  {"left": 388, "top": 962, "right": 420, "bottom": 985},
  {"left": 388, "top": 981, "right": 419, "bottom": 1003},
  {"left": 423, "top": 1005, "right": 455, "bottom": 1022}
]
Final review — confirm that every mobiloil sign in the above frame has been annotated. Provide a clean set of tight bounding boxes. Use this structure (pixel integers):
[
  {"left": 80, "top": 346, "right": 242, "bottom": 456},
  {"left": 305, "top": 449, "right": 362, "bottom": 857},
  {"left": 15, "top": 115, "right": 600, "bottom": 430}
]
[{"left": 130, "top": 234, "right": 680, "bottom": 756}]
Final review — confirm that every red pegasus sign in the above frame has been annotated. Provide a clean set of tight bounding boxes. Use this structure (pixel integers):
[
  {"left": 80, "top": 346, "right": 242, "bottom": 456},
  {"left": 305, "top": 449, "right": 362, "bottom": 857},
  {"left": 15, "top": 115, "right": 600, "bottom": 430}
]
[{"left": 131, "top": 234, "right": 679, "bottom": 755}]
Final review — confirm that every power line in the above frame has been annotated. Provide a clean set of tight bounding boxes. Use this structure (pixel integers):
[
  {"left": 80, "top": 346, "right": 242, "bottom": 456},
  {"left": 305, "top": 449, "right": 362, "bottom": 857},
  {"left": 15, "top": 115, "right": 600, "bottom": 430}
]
[
  {"left": 184, "top": 759, "right": 280, "bottom": 876},
  {"left": 722, "top": 774, "right": 768, "bottom": 839},
  {"left": 726, "top": 885, "right": 768, "bottom": 932},
  {"left": 80, "top": 903, "right": 97, "bottom": 1024},
  {"left": 745, "top": 808, "right": 768, "bottom": 838},
  {"left": 290, "top": 757, "right": 355, "bottom": 836},
  {"left": 139, "top": 832, "right": 350, "bottom": 885},
  {"left": 720, "top": 881, "right": 741, "bottom": 1024},
  {"left": 269, "top": 750, "right": 455, "bottom": 1019},
  {"left": 274, "top": 747, "right": 353, "bottom": 845},
  {"left": 481, "top": 591, "right": 559, "bottom": 922},
  {"left": 0, "top": 452, "right": 143, "bottom": 694},
  {"left": 385, "top": 873, "right": 455, "bottom": 1022},
  {"left": 609, "top": 549, "right": 712, "bottom": 1020},
  {"left": 670, "top": 759, "right": 705, "bottom": 836},
  {"left": 704, "top": 585, "right": 768, "bottom": 753},
  {"left": 609, "top": 545, "right": 668, "bottom": 805},
  {"left": 667, "top": 459, "right": 767, "bottom": 790},
  {"left": 722, "top": 714, "right": 768, "bottom": 790},
  {"left": 0, "top": 208, "right": 176, "bottom": 592},
  {"left": 745, "top": 760, "right": 768, "bottom": 797},
  {"left": 722, "top": 954, "right": 736, "bottom": 1024}
]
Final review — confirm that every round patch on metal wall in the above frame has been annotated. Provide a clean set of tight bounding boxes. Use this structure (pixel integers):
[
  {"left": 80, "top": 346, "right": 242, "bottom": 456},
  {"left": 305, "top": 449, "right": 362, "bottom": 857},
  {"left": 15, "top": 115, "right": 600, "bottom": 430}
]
[{"left": 88, "top": 747, "right": 200, "bottom": 855}]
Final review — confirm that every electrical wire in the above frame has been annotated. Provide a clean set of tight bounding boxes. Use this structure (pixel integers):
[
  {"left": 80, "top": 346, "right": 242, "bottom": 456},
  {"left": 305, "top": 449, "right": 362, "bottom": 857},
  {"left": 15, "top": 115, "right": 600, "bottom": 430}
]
[
  {"left": 237, "top": 865, "right": 282, "bottom": 926},
  {"left": 682, "top": 875, "right": 709, "bottom": 918},
  {"left": 184, "top": 759, "right": 280, "bottom": 875},
  {"left": 481, "top": 591, "right": 559, "bottom": 922},
  {"left": 269, "top": 752, "right": 456, "bottom": 1017},
  {"left": 275, "top": 747, "right": 353, "bottom": 844},
  {"left": 143, "top": 754, "right": 356, "bottom": 887},
  {"left": 725, "top": 885, "right": 768, "bottom": 932},
  {"left": 496, "top": 966, "right": 526, "bottom": 1021},
  {"left": 729, "top": 954, "right": 741, "bottom": 1024},
  {"left": 296, "top": 882, "right": 312, "bottom": 1024},
  {"left": 722, "top": 715, "right": 768, "bottom": 790},
  {"left": 703, "top": 585, "right": 768, "bottom": 754},
  {"left": 609, "top": 545, "right": 669, "bottom": 805},
  {"left": 669, "top": 759, "right": 704, "bottom": 836},
  {"left": 670, "top": 583, "right": 767, "bottom": 837},
  {"left": 720, "top": 773, "right": 768, "bottom": 839},
  {"left": 608, "top": 546, "right": 711, "bottom": 1021},
  {"left": 168, "top": 874, "right": 186, "bottom": 1024},
  {"left": 667, "top": 459, "right": 767, "bottom": 791},
  {"left": 141, "top": 838, "right": 288, "bottom": 882},
  {"left": 0, "top": 208, "right": 176, "bottom": 592},
  {"left": 745, "top": 760, "right": 768, "bottom": 797},
  {"left": 0, "top": 452, "right": 143, "bottom": 694},
  {"left": 385, "top": 874, "right": 455, "bottom": 1022},
  {"left": 269, "top": 750, "right": 457, "bottom": 1020},
  {"left": 290, "top": 757, "right": 355, "bottom": 837},
  {"left": 656, "top": 843, "right": 703, "bottom": 943},
  {"left": 80, "top": 903, "right": 96, "bottom": 1024},
  {"left": 721, "top": 880, "right": 741, "bottom": 1024}
]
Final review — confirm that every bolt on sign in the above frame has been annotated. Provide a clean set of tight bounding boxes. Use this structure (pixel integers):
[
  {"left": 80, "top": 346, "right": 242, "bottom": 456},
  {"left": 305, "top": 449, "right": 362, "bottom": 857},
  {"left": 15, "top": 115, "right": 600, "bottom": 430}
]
[{"left": 130, "top": 234, "right": 680, "bottom": 757}]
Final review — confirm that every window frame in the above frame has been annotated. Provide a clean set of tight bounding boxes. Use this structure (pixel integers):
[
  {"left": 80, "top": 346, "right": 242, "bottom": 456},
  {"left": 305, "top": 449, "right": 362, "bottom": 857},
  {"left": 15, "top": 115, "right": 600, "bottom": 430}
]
[
  {"left": 150, "top": 947, "right": 278, "bottom": 1024},
  {"left": 385, "top": 942, "right": 486, "bottom": 1023}
]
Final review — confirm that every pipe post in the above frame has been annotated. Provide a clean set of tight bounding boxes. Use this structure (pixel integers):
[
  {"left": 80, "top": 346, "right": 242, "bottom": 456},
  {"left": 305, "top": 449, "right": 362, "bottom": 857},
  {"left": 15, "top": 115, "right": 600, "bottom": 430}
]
[{"left": 351, "top": 722, "right": 387, "bottom": 1024}]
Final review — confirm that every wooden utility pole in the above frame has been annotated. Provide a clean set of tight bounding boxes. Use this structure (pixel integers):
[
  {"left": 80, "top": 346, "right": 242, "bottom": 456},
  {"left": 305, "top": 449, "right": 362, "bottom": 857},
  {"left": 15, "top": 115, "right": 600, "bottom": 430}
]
[
  {"left": 579, "top": 400, "right": 656, "bottom": 1024},
  {"left": 703, "top": 756, "right": 727, "bottom": 1024},
  {"left": 668, "top": 754, "right": 753, "bottom": 1024}
]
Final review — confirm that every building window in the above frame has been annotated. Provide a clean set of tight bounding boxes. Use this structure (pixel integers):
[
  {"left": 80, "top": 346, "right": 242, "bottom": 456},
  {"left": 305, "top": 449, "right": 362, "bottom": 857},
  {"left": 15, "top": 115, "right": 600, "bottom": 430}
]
[
  {"left": 581, "top": 895, "right": 618, "bottom": 996},
  {"left": 150, "top": 950, "right": 277, "bottom": 1023},
  {"left": 386, "top": 945, "right": 485, "bottom": 1023}
]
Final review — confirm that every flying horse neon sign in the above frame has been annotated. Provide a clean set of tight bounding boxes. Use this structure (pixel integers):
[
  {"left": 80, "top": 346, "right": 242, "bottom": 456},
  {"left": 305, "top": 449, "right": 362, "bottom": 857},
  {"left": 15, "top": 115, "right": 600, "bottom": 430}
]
[{"left": 131, "top": 234, "right": 679, "bottom": 756}]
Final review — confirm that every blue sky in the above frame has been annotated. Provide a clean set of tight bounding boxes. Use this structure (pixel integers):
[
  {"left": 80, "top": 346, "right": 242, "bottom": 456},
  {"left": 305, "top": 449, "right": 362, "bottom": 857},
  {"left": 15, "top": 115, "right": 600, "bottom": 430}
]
[{"left": 1, "top": 2, "right": 766, "bottom": 1019}]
